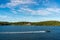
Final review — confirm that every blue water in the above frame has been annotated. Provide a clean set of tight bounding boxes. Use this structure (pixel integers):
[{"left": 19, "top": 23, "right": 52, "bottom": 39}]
[{"left": 0, "top": 26, "right": 60, "bottom": 40}]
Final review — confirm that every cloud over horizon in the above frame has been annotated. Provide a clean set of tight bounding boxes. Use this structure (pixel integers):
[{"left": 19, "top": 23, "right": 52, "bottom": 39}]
[{"left": 0, "top": 0, "right": 60, "bottom": 22}]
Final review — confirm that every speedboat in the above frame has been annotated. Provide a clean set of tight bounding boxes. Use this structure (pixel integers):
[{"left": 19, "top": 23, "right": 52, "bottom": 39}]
[{"left": 45, "top": 30, "right": 50, "bottom": 32}]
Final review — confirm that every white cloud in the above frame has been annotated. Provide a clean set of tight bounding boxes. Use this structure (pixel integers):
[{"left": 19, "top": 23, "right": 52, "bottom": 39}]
[
  {"left": 0, "top": 0, "right": 37, "bottom": 15},
  {"left": 17, "top": 7, "right": 52, "bottom": 16},
  {"left": 0, "top": 0, "right": 37, "bottom": 9},
  {"left": 46, "top": 8, "right": 60, "bottom": 13},
  {"left": 0, "top": 0, "right": 59, "bottom": 16},
  {"left": 10, "top": 8, "right": 18, "bottom": 14},
  {"left": 0, "top": 15, "right": 20, "bottom": 22},
  {"left": 0, "top": 0, "right": 36, "bottom": 8},
  {"left": 0, "top": 15, "right": 10, "bottom": 21},
  {"left": 17, "top": 7, "right": 60, "bottom": 16}
]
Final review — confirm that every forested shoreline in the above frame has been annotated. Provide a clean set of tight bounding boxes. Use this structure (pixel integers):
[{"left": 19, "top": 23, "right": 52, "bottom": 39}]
[{"left": 0, "top": 21, "right": 60, "bottom": 26}]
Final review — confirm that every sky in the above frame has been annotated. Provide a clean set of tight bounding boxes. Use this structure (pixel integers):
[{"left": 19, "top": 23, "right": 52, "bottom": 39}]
[{"left": 0, "top": 0, "right": 60, "bottom": 22}]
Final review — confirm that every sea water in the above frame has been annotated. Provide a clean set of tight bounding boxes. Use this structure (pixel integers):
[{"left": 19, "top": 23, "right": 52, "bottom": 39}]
[{"left": 0, "top": 26, "right": 60, "bottom": 40}]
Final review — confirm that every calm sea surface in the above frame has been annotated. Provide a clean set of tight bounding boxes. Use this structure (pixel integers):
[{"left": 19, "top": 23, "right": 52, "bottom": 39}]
[{"left": 0, "top": 26, "right": 60, "bottom": 40}]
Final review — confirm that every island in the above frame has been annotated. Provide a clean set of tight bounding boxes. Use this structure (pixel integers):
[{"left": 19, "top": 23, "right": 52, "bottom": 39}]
[{"left": 0, "top": 21, "right": 60, "bottom": 26}]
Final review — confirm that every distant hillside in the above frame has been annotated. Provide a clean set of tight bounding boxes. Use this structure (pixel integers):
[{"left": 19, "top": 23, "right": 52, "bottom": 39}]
[
  {"left": 0, "top": 22, "right": 10, "bottom": 25},
  {"left": 31, "top": 21, "right": 60, "bottom": 26},
  {"left": 0, "top": 21, "right": 60, "bottom": 26}
]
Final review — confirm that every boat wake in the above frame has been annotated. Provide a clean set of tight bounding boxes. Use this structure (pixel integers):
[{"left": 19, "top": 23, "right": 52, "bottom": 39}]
[{"left": 0, "top": 31, "right": 47, "bottom": 34}]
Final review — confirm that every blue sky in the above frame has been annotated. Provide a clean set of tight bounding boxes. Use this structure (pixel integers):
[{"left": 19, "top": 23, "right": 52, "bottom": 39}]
[{"left": 0, "top": 0, "right": 60, "bottom": 22}]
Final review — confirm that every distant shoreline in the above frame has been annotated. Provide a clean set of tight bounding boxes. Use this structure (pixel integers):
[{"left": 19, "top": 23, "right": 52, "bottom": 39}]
[{"left": 0, "top": 21, "right": 60, "bottom": 26}]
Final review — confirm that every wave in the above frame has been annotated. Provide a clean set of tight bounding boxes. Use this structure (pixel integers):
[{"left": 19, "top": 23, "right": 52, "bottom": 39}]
[{"left": 0, "top": 31, "right": 46, "bottom": 34}]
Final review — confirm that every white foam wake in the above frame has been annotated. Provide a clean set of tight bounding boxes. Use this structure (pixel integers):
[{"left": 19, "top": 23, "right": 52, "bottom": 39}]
[{"left": 0, "top": 31, "right": 46, "bottom": 34}]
